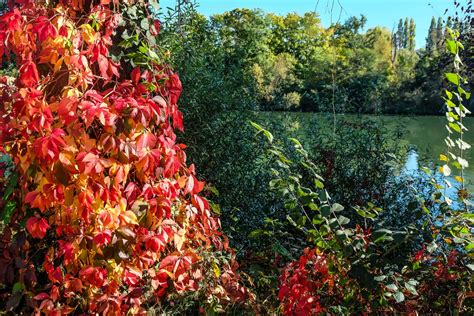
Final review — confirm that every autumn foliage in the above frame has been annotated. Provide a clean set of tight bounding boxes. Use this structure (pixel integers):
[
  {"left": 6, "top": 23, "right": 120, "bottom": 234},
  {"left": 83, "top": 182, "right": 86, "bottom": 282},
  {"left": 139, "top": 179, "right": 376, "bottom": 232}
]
[
  {"left": 278, "top": 245, "right": 472, "bottom": 315},
  {"left": 278, "top": 248, "right": 347, "bottom": 315},
  {"left": 0, "top": 0, "right": 248, "bottom": 313}
]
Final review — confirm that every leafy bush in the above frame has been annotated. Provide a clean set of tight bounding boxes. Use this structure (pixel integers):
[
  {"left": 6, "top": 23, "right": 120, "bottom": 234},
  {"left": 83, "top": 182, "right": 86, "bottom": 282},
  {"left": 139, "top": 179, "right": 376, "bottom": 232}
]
[
  {"left": 252, "top": 121, "right": 472, "bottom": 314},
  {"left": 309, "top": 119, "right": 404, "bottom": 208},
  {"left": 159, "top": 7, "right": 280, "bottom": 252},
  {"left": 248, "top": 29, "right": 472, "bottom": 314}
]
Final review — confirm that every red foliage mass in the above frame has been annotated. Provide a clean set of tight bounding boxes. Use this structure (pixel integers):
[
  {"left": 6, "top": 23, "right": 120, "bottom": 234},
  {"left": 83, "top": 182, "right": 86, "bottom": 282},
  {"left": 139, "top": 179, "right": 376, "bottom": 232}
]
[{"left": 0, "top": 1, "right": 250, "bottom": 313}]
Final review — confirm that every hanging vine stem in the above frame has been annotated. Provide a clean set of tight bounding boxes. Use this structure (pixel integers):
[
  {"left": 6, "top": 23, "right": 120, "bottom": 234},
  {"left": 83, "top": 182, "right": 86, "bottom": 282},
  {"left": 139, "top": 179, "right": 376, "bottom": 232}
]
[
  {"left": 314, "top": 0, "right": 344, "bottom": 136},
  {"left": 440, "top": 27, "right": 471, "bottom": 210},
  {"left": 328, "top": 1, "right": 343, "bottom": 137}
]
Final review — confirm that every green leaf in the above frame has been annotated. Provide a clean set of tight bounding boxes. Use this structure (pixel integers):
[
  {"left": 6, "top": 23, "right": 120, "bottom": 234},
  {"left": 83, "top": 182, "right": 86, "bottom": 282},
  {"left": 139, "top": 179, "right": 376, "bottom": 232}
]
[
  {"left": 331, "top": 203, "right": 344, "bottom": 213},
  {"left": 445, "top": 40, "right": 457, "bottom": 54},
  {"left": 307, "top": 202, "right": 319, "bottom": 211},
  {"left": 148, "top": 49, "right": 160, "bottom": 61},
  {"left": 209, "top": 202, "right": 221, "bottom": 215},
  {"left": 289, "top": 137, "right": 302, "bottom": 148},
  {"left": 312, "top": 216, "right": 324, "bottom": 225},
  {"left": 458, "top": 86, "right": 470, "bottom": 100},
  {"left": 3, "top": 173, "right": 18, "bottom": 201},
  {"left": 262, "top": 130, "right": 274, "bottom": 143},
  {"left": 405, "top": 282, "right": 418, "bottom": 295},
  {"left": 209, "top": 186, "right": 220, "bottom": 196},
  {"left": 445, "top": 90, "right": 453, "bottom": 100},
  {"left": 394, "top": 291, "right": 405, "bottom": 303},
  {"left": 248, "top": 229, "right": 265, "bottom": 238},
  {"left": 12, "top": 282, "right": 24, "bottom": 294},
  {"left": 250, "top": 121, "right": 273, "bottom": 143},
  {"left": 356, "top": 207, "right": 377, "bottom": 219},
  {"left": 140, "top": 18, "right": 149, "bottom": 30},
  {"left": 138, "top": 45, "right": 148, "bottom": 54},
  {"left": 272, "top": 243, "right": 292, "bottom": 259},
  {"left": 1, "top": 201, "right": 16, "bottom": 225},
  {"left": 321, "top": 205, "right": 331, "bottom": 217},
  {"left": 386, "top": 284, "right": 397, "bottom": 291},
  {"left": 374, "top": 275, "right": 387, "bottom": 282},
  {"left": 449, "top": 122, "right": 462, "bottom": 133},
  {"left": 373, "top": 229, "right": 393, "bottom": 243},
  {"left": 445, "top": 99, "right": 456, "bottom": 108},
  {"left": 337, "top": 215, "right": 350, "bottom": 226},
  {"left": 445, "top": 73, "right": 460, "bottom": 86}
]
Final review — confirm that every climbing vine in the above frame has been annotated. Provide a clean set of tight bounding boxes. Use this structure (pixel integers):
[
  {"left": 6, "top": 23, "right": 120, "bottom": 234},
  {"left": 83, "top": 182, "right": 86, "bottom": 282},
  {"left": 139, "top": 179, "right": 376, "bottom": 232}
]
[
  {"left": 0, "top": 1, "right": 249, "bottom": 314},
  {"left": 440, "top": 27, "right": 471, "bottom": 207}
]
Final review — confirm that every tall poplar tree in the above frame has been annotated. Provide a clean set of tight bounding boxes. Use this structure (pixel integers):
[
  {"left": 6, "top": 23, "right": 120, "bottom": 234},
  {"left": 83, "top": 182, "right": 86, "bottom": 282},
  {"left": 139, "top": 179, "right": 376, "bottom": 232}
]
[
  {"left": 408, "top": 18, "right": 416, "bottom": 50},
  {"left": 426, "top": 16, "right": 437, "bottom": 52},
  {"left": 436, "top": 16, "right": 444, "bottom": 50},
  {"left": 397, "top": 18, "right": 404, "bottom": 49},
  {"left": 403, "top": 17, "right": 409, "bottom": 48}
]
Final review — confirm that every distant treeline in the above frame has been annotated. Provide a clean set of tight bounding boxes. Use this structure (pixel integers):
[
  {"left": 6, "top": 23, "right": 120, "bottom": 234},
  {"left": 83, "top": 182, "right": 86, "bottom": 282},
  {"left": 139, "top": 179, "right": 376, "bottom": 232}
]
[{"left": 161, "top": 9, "right": 472, "bottom": 115}]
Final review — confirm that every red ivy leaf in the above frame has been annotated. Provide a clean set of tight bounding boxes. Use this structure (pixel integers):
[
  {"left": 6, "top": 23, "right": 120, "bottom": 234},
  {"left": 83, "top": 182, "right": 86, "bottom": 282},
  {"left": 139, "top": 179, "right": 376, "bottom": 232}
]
[
  {"left": 79, "top": 267, "right": 107, "bottom": 288},
  {"left": 77, "top": 150, "right": 111, "bottom": 174},
  {"left": 172, "top": 109, "right": 184, "bottom": 132},
  {"left": 57, "top": 96, "right": 78, "bottom": 125},
  {"left": 131, "top": 67, "right": 140, "bottom": 85},
  {"left": 167, "top": 73, "right": 182, "bottom": 105},
  {"left": 97, "top": 54, "right": 120, "bottom": 81},
  {"left": 26, "top": 217, "right": 50, "bottom": 239},
  {"left": 192, "top": 195, "right": 209, "bottom": 213},
  {"left": 19, "top": 60, "right": 40, "bottom": 87},
  {"left": 32, "top": 128, "right": 67, "bottom": 161},
  {"left": 33, "top": 293, "right": 50, "bottom": 301},
  {"left": 150, "top": 19, "right": 160, "bottom": 36},
  {"left": 32, "top": 16, "right": 57, "bottom": 41},
  {"left": 98, "top": 54, "right": 110, "bottom": 80},
  {"left": 93, "top": 230, "right": 112, "bottom": 248}
]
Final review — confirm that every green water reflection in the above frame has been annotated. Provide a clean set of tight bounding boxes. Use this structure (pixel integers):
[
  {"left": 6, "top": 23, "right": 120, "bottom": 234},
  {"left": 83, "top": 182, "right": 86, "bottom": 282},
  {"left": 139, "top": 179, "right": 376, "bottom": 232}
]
[{"left": 256, "top": 112, "right": 474, "bottom": 190}]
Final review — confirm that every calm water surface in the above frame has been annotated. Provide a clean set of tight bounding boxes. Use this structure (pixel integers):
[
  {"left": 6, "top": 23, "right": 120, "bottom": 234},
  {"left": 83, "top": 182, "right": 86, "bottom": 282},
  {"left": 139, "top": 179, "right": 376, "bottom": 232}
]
[
  {"left": 374, "top": 115, "right": 474, "bottom": 190},
  {"left": 258, "top": 112, "right": 474, "bottom": 191}
]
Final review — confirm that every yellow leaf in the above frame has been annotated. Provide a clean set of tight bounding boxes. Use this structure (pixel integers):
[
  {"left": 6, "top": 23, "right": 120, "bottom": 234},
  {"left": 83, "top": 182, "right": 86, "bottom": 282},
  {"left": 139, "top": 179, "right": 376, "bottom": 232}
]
[
  {"left": 444, "top": 238, "right": 453, "bottom": 244},
  {"left": 53, "top": 57, "right": 64, "bottom": 73},
  {"left": 120, "top": 210, "right": 138, "bottom": 226},
  {"left": 212, "top": 261, "right": 221, "bottom": 278},
  {"left": 64, "top": 186, "right": 75, "bottom": 206},
  {"left": 454, "top": 176, "right": 463, "bottom": 183},
  {"left": 80, "top": 24, "right": 96, "bottom": 44},
  {"left": 62, "top": 87, "right": 81, "bottom": 98},
  {"left": 439, "top": 154, "right": 448, "bottom": 162},
  {"left": 174, "top": 229, "right": 186, "bottom": 251},
  {"left": 177, "top": 176, "right": 187, "bottom": 188}
]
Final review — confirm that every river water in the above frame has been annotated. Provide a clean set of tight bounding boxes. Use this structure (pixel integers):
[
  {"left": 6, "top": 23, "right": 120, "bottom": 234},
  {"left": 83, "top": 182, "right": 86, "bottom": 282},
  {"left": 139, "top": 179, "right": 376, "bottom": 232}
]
[
  {"left": 258, "top": 112, "right": 474, "bottom": 192},
  {"left": 375, "top": 115, "right": 474, "bottom": 190}
]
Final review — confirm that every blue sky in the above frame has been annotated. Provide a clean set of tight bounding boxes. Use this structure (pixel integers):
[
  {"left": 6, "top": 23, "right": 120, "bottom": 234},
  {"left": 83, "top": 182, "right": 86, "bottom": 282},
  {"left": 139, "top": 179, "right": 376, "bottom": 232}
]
[{"left": 159, "top": 0, "right": 453, "bottom": 48}]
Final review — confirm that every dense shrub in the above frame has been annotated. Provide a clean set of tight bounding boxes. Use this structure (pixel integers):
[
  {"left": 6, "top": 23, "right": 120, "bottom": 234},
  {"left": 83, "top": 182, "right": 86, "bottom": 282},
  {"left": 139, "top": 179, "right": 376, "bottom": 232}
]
[
  {"left": 310, "top": 119, "right": 404, "bottom": 208},
  {"left": 251, "top": 122, "right": 472, "bottom": 314},
  {"left": 159, "top": 7, "right": 278, "bottom": 251}
]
